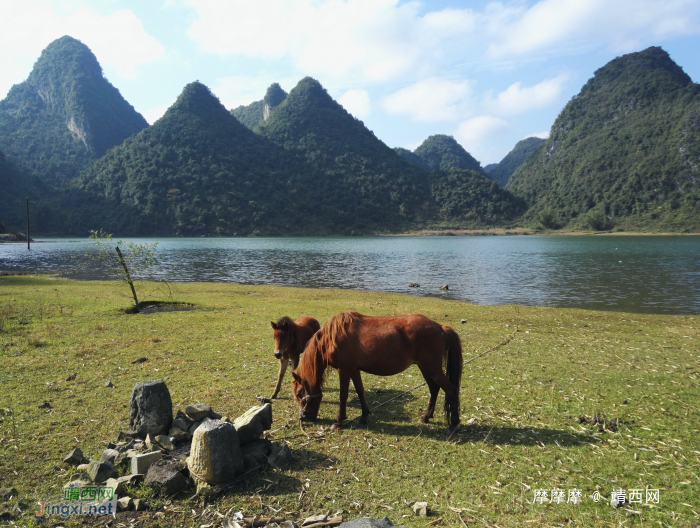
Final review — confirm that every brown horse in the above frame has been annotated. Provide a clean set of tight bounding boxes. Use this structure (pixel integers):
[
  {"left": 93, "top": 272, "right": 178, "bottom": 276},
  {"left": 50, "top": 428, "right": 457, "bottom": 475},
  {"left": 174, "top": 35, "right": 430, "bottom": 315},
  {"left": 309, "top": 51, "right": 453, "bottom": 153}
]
[
  {"left": 291, "top": 311, "right": 462, "bottom": 431},
  {"left": 269, "top": 316, "right": 320, "bottom": 399}
]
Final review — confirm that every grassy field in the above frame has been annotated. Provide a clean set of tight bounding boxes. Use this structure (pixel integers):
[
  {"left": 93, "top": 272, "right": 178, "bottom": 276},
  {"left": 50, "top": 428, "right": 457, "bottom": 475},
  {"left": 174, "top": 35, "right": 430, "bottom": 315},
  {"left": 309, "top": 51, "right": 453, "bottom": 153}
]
[{"left": 0, "top": 275, "right": 698, "bottom": 527}]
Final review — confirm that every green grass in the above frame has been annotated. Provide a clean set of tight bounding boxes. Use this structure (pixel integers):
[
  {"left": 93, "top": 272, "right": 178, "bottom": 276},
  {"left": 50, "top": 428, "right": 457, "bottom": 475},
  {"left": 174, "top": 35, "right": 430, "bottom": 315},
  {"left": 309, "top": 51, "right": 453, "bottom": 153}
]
[{"left": 1, "top": 276, "right": 698, "bottom": 527}]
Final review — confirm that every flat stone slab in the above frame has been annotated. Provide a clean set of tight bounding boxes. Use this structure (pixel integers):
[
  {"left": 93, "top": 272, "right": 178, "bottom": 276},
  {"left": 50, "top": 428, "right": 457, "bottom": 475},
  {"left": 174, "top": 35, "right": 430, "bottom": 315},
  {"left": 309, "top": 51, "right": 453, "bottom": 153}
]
[
  {"left": 131, "top": 451, "right": 162, "bottom": 475},
  {"left": 185, "top": 403, "right": 212, "bottom": 421},
  {"left": 234, "top": 403, "right": 272, "bottom": 445}
]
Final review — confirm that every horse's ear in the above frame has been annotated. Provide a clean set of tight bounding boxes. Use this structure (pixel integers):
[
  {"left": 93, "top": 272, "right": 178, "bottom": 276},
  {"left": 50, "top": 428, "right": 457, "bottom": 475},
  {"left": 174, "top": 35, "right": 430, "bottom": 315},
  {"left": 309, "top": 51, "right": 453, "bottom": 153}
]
[
  {"left": 291, "top": 371, "right": 302, "bottom": 383},
  {"left": 281, "top": 321, "right": 289, "bottom": 331},
  {"left": 271, "top": 321, "right": 278, "bottom": 330}
]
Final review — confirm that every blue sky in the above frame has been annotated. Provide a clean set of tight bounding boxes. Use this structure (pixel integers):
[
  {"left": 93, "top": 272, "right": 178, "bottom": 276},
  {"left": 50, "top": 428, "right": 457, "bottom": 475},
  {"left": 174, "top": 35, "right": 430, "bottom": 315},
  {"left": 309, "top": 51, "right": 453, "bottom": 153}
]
[{"left": 2, "top": 0, "right": 700, "bottom": 164}]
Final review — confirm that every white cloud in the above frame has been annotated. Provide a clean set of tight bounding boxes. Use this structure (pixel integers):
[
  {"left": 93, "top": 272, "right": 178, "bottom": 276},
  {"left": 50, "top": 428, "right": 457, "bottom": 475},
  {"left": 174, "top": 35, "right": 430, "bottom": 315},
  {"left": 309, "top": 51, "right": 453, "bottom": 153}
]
[
  {"left": 484, "top": 75, "right": 567, "bottom": 115},
  {"left": 487, "top": 0, "right": 700, "bottom": 59},
  {"left": 454, "top": 115, "right": 510, "bottom": 164},
  {"left": 382, "top": 78, "right": 473, "bottom": 122},
  {"left": 0, "top": 1, "right": 164, "bottom": 97},
  {"left": 184, "top": 0, "right": 477, "bottom": 84},
  {"left": 338, "top": 89, "right": 371, "bottom": 119}
]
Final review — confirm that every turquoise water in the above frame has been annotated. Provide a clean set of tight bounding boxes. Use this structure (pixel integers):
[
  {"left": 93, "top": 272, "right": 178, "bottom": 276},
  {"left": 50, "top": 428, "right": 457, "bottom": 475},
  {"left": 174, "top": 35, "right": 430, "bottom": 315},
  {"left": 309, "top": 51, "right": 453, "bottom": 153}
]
[{"left": 1, "top": 235, "right": 699, "bottom": 314}]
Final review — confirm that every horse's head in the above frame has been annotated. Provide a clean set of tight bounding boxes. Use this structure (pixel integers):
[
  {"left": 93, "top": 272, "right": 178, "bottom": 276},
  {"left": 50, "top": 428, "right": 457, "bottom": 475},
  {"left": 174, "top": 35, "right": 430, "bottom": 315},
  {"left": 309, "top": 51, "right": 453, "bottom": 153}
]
[
  {"left": 292, "top": 371, "right": 321, "bottom": 421},
  {"left": 270, "top": 318, "right": 295, "bottom": 360}
]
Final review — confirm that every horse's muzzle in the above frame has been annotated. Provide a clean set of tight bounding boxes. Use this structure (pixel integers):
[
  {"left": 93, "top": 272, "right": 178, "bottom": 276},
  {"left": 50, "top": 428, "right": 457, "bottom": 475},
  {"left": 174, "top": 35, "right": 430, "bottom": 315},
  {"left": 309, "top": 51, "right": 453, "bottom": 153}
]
[
  {"left": 300, "top": 410, "right": 317, "bottom": 422},
  {"left": 274, "top": 350, "right": 282, "bottom": 360}
]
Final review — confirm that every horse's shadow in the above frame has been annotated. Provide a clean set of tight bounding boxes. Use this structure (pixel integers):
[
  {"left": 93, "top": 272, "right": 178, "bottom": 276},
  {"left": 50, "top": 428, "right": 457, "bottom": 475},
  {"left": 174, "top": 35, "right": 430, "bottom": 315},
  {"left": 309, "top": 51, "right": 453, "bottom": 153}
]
[{"left": 225, "top": 449, "right": 338, "bottom": 497}]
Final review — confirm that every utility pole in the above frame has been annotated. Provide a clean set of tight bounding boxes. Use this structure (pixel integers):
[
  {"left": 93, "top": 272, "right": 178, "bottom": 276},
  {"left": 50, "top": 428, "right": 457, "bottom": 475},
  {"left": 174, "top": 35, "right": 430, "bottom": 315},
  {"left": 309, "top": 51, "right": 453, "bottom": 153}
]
[{"left": 25, "top": 197, "right": 35, "bottom": 250}]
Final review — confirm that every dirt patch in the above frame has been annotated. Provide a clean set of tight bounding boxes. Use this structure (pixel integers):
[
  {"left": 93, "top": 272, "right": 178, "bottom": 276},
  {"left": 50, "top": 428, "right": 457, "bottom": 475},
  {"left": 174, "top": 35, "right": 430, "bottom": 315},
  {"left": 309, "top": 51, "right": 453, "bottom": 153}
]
[{"left": 124, "top": 301, "right": 195, "bottom": 314}]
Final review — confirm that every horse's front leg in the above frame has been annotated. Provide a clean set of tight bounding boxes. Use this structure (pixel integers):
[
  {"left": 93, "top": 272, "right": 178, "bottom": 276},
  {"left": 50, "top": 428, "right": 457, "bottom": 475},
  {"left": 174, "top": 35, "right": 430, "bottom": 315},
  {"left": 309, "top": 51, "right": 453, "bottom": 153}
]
[
  {"left": 332, "top": 370, "right": 351, "bottom": 430},
  {"left": 350, "top": 370, "right": 370, "bottom": 424},
  {"left": 270, "top": 358, "right": 290, "bottom": 399}
]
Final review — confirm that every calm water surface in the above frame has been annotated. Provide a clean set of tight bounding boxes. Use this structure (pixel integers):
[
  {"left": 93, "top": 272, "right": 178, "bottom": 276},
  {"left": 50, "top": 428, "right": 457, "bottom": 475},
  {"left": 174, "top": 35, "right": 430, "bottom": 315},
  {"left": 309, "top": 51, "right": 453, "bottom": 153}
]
[{"left": 1, "top": 236, "right": 699, "bottom": 314}]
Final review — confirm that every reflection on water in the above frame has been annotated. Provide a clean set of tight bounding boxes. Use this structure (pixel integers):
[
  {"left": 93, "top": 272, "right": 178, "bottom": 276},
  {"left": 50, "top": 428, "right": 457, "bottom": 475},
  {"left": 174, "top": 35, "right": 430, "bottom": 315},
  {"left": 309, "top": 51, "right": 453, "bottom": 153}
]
[{"left": 1, "top": 235, "right": 699, "bottom": 314}]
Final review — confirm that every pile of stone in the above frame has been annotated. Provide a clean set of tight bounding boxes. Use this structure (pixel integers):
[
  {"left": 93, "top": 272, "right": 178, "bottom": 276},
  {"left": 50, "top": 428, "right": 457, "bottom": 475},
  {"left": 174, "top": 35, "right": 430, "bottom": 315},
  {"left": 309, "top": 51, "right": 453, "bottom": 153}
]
[{"left": 61, "top": 379, "right": 293, "bottom": 508}]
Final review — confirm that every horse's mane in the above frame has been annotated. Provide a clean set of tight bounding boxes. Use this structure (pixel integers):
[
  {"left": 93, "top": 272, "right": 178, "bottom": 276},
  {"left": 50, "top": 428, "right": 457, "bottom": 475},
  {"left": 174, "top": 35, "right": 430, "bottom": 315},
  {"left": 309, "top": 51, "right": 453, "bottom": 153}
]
[
  {"left": 294, "top": 311, "right": 361, "bottom": 395},
  {"left": 275, "top": 316, "right": 296, "bottom": 328}
]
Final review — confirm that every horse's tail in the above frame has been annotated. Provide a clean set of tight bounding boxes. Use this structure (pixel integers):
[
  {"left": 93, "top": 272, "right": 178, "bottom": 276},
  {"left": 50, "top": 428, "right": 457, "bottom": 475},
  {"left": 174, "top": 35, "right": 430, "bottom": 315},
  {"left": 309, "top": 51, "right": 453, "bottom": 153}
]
[{"left": 442, "top": 325, "right": 463, "bottom": 424}]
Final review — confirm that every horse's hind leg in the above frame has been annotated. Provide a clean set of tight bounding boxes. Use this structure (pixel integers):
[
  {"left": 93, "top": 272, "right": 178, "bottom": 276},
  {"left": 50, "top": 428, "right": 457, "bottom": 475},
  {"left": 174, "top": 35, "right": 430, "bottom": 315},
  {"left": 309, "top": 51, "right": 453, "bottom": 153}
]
[
  {"left": 417, "top": 366, "right": 440, "bottom": 424},
  {"left": 350, "top": 371, "right": 370, "bottom": 424},
  {"left": 430, "top": 371, "right": 461, "bottom": 429},
  {"left": 270, "top": 359, "right": 289, "bottom": 399}
]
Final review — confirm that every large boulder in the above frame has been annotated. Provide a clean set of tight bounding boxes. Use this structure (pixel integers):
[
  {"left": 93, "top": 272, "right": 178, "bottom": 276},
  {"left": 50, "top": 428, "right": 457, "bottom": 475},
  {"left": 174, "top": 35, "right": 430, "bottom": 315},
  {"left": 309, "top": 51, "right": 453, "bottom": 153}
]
[
  {"left": 234, "top": 403, "right": 272, "bottom": 445},
  {"left": 187, "top": 420, "right": 243, "bottom": 484},
  {"left": 129, "top": 380, "right": 173, "bottom": 438}
]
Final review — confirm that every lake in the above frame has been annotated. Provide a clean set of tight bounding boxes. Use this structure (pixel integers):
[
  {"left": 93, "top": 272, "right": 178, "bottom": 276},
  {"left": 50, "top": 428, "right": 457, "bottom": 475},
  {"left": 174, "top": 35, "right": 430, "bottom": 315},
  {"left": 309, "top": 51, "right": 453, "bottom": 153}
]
[{"left": 1, "top": 235, "right": 699, "bottom": 314}]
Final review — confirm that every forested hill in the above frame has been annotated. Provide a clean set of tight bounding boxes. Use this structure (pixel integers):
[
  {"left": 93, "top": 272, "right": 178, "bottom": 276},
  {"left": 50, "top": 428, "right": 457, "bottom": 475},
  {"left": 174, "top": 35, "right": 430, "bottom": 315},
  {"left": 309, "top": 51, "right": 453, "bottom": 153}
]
[
  {"left": 231, "top": 83, "right": 288, "bottom": 130},
  {"left": 0, "top": 36, "right": 148, "bottom": 186},
  {"left": 395, "top": 135, "right": 484, "bottom": 174},
  {"left": 68, "top": 78, "right": 525, "bottom": 235},
  {"left": 72, "top": 82, "right": 317, "bottom": 236},
  {"left": 255, "top": 77, "right": 434, "bottom": 231},
  {"left": 507, "top": 47, "right": 700, "bottom": 231},
  {"left": 0, "top": 150, "right": 57, "bottom": 233},
  {"left": 484, "top": 137, "right": 545, "bottom": 186}
]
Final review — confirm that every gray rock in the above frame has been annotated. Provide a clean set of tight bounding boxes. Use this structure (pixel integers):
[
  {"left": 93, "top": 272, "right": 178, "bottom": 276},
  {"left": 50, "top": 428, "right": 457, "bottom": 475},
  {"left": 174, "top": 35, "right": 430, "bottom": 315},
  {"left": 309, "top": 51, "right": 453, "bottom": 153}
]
[
  {"left": 99, "top": 449, "right": 120, "bottom": 465},
  {"left": 234, "top": 403, "right": 272, "bottom": 445},
  {"left": 155, "top": 435, "right": 175, "bottom": 450},
  {"left": 105, "top": 380, "right": 114, "bottom": 388},
  {"left": 461, "top": 319, "right": 466, "bottom": 324},
  {"left": 63, "top": 448, "right": 85, "bottom": 465},
  {"left": 86, "top": 460, "right": 116, "bottom": 483},
  {"left": 133, "top": 498, "right": 148, "bottom": 511},
  {"left": 131, "top": 451, "right": 162, "bottom": 475},
  {"left": 76, "top": 464, "right": 89, "bottom": 471},
  {"left": 268, "top": 442, "right": 293, "bottom": 469},
  {"left": 173, "top": 410, "right": 194, "bottom": 430},
  {"left": 408, "top": 283, "right": 420, "bottom": 288},
  {"left": 104, "top": 478, "right": 125, "bottom": 497},
  {"left": 187, "top": 420, "right": 243, "bottom": 484},
  {"left": 185, "top": 403, "right": 212, "bottom": 421},
  {"left": 188, "top": 421, "right": 201, "bottom": 434},
  {"left": 168, "top": 426, "right": 188, "bottom": 440},
  {"left": 412, "top": 502, "right": 428, "bottom": 517},
  {"left": 117, "top": 496, "right": 133, "bottom": 511},
  {"left": 241, "top": 439, "right": 272, "bottom": 470},
  {"left": 128, "top": 380, "right": 173, "bottom": 438},
  {"left": 339, "top": 518, "right": 406, "bottom": 528},
  {"left": 439, "top": 284, "right": 449, "bottom": 291},
  {"left": 145, "top": 460, "right": 189, "bottom": 496},
  {"left": 0, "top": 488, "right": 17, "bottom": 499}
]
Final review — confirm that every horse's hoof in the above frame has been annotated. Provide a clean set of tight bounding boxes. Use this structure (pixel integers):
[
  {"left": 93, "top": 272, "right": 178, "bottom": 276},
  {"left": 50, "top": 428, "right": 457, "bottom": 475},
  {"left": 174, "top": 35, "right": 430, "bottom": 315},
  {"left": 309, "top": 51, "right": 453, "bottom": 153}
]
[
  {"left": 331, "top": 422, "right": 342, "bottom": 431},
  {"left": 300, "top": 412, "right": 317, "bottom": 422},
  {"left": 447, "top": 423, "right": 461, "bottom": 435},
  {"left": 418, "top": 417, "right": 429, "bottom": 425},
  {"left": 358, "top": 415, "right": 368, "bottom": 425}
]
